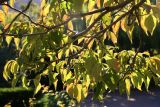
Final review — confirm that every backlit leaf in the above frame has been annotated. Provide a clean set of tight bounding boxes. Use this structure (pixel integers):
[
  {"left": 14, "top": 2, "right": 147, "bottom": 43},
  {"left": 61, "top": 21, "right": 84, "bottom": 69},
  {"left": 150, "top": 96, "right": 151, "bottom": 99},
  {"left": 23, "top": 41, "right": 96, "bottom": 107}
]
[
  {"left": 144, "top": 14, "right": 157, "bottom": 35},
  {"left": 108, "top": 31, "right": 117, "bottom": 45},
  {"left": 6, "top": 36, "right": 13, "bottom": 46},
  {"left": 10, "top": 0, "right": 15, "bottom": 7},
  {"left": 14, "top": 37, "right": 20, "bottom": 50},
  {"left": 131, "top": 72, "right": 143, "bottom": 91},
  {"left": 0, "top": 10, "right": 5, "bottom": 24},
  {"left": 125, "top": 78, "right": 131, "bottom": 97},
  {"left": 2, "top": 3, "right": 9, "bottom": 14},
  {"left": 75, "top": 84, "right": 82, "bottom": 102}
]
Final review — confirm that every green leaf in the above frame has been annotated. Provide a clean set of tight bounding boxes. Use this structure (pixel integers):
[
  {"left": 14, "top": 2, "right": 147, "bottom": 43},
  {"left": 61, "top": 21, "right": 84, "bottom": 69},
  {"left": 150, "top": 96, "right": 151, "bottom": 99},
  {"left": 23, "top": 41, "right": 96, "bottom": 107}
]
[
  {"left": 144, "top": 14, "right": 157, "bottom": 35},
  {"left": 119, "top": 80, "right": 126, "bottom": 95},
  {"left": 12, "top": 76, "right": 19, "bottom": 87},
  {"left": 103, "top": 73, "right": 119, "bottom": 92},
  {"left": 105, "top": 58, "right": 120, "bottom": 72},
  {"left": 34, "top": 75, "right": 41, "bottom": 94},
  {"left": 102, "top": 13, "right": 112, "bottom": 25},
  {"left": 72, "top": 0, "right": 84, "bottom": 12},
  {"left": 93, "top": 82, "right": 104, "bottom": 100},
  {"left": 56, "top": 61, "right": 65, "bottom": 73},
  {"left": 84, "top": 56, "right": 102, "bottom": 82},
  {"left": 49, "top": 31, "right": 63, "bottom": 45},
  {"left": 22, "top": 76, "right": 28, "bottom": 88},
  {"left": 152, "top": 6, "right": 160, "bottom": 21}
]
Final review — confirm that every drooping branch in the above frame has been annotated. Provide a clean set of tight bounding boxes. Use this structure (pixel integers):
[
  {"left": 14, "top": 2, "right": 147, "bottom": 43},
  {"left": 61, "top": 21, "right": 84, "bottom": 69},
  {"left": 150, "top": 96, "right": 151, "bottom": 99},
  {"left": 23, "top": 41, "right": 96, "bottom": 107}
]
[
  {"left": 25, "top": 0, "right": 146, "bottom": 79},
  {"left": 1, "top": 0, "right": 134, "bottom": 37}
]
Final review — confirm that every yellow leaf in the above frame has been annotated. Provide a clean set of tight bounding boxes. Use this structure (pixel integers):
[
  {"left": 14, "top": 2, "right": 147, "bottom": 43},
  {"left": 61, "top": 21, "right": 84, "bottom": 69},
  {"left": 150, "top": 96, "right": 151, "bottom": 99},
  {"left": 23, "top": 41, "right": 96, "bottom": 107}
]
[
  {"left": 66, "top": 83, "right": 74, "bottom": 97},
  {"left": 131, "top": 72, "right": 143, "bottom": 91},
  {"left": 109, "top": 31, "right": 117, "bottom": 45},
  {"left": 140, "top": 16, "right": 148, "bottom": 34},
  {"left": 112, "top": 21, "right": 120, "bottom": 35},
  {"left": 3, "top": 60, "right": 15, "bottom": 81},
  {"left": 41, "top": 0, "right": 46, "bottom": 9},
  {"left": 14, "top": 37, "right": 20, "bottom": 50},
  {"left": 96, "top": 0, "right": 101, "bottom": 8},
  {"left": 6, "top": 36, "right": 13, "bottom": 46},
  {"left": 121, "top": 17, "right": 129, "bottom": 32},
  {"left": 53, "top": 79, "right": 58, "bottom": 91},
  {"left": 75, "top": 84, "right": 82, "bottom": 102},
  {"left": 10, "top": 0, "right": 15, "bottom": 7},
  {"left": 88, "top": 39, "right": 94, "bottom": 49},
  {"left": 2, "top": 3, "right": 9, "bottom": 14},
  {"left": 35, "top": 83, "right": 42, "bottom": 94},
  {"left": 43, "top": 4, "right": 50, "bottom": 16},
  {"left": 88, "top": 0, "right": 95, "bottom": 12},
  {"left": 121, "top": 17, "right": 134, "bottom": 42},
  {"left": 0, "top": 10, "right": 5, "bottom": 24},
  {"left": 68, "top": 21, "right": 73, "bottom": 31},
  {"left": 125, "top": 78, "right": 131, "bottom": 97},
  {"left": 144, "top": 76, "right": 150, "bottom": 92},
  {"left": 63, "top": 14, "right": 69, "bottom": 21},
  {"left": 82, "top": 86, "right": 88, "bottom": 98},
  {"left": 34, "top": 75, "right": 41, "bottom": 94}
]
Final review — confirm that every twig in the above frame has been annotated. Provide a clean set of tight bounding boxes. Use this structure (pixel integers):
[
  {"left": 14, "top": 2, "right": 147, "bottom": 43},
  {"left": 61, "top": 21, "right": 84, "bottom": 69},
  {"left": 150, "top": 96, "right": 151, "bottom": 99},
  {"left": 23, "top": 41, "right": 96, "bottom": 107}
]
[
  {"left": 3, "top": 3, "right": 49, "bottom": 29},
  {"left": 1, "top": 0, "right": 33, "bottom": 35}
]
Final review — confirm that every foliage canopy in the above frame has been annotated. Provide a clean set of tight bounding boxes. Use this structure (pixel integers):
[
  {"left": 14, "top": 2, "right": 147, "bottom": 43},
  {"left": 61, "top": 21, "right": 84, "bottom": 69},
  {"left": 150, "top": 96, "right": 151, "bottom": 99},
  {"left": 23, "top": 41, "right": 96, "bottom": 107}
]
[{"left": 1, "top": 0, "right": 160, "bottom": 103}]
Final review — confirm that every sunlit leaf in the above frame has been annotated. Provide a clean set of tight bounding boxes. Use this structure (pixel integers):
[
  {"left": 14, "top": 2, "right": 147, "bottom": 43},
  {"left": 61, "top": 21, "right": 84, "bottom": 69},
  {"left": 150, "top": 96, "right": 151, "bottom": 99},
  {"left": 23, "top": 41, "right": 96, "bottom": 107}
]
[
  {"left": 108, "top": 31, "right": 117, "bottom": 45},
  {"left": 125, "top": 78, "right": 131, "bottom": 97},
  {"left": 144, "top": 14, "right": 157, "bottom": 35},
  {"left": 75, "top": 84, "right": 82, "bottom": 102},
  {"left": 14, "top": 37, "right": 20, "bottom": 50},
  {"left": 0, "top": 10, "right": 5, "bottom": 24},
  {"left": 131, "top": 72, "right": 143, "bottom": 91},
  {"left": 2, "top": 2, "right": 9, "bottom": 14},
  {"left": 10, "top": 0, "right": 15, "bottom": 7},
  {"left": 34, "top": 75, "right": 41, "bottom": 94},
  {"left": 5, "top": 36, "right": 13, "bottom": 46}
]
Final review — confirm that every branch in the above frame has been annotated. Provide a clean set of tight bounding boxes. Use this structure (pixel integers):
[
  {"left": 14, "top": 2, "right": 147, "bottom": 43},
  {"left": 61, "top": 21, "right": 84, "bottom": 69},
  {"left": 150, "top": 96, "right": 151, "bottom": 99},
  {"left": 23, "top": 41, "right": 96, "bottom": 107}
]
[
  {"left": 68, "top": 0, "right": 134, "bottom": 38},
  {"left": 94, "top": 0, "right": 146, "bottom": 39},
  {"left": 71, "top": 0, "right": 133, "bottom": 17},
  {"left": 3, "top": 3, "right": 49, "bottom": 29},
  {"left": 24, "top": 0, "right": 145, "bottom": 79},
  {"left": 1, "top": 0, "right": 133, "bottom": 37},
  {"left": 1, "top": 0, "right": 32, "bottom": 36}
]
